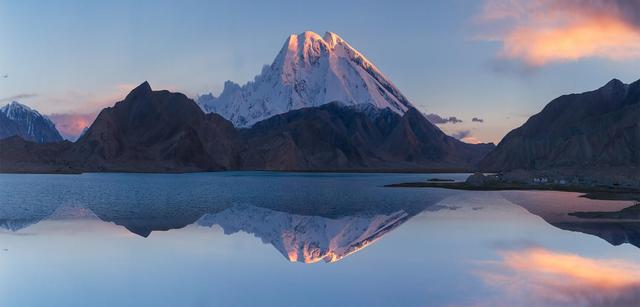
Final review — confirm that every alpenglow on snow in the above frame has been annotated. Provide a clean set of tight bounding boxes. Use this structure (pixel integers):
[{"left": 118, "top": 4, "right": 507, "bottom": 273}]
[{"left": 197, "top": 31, "right": 416, "bottom": 127}]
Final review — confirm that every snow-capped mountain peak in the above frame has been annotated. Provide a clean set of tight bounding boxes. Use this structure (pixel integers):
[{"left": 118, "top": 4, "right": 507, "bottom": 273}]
[
  {"left": 1, "top": 101, "right": 39, "bottom": 120},
  {"left": 197, "top": 31, "right": 415, "bottom": 127},
  {"left": 0, "top": 101, "right": 63, "bottom": 143}
]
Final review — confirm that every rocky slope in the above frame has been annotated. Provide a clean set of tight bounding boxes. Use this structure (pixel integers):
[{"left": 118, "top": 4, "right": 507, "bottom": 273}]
[
  {"left": 0, "top": 101, "right": 63, "bottom": 143},
  {"left": 197, "top": 31, "right": 414, "bottom": 127},
  {"left": 480, "top": 78, "right": 640, "bottom": 173}
]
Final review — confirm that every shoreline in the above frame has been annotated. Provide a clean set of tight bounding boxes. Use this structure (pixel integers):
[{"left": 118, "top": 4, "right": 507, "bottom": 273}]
[
  {"left": 385, "top": 181, "right": 640, "bottom": 201},
  {"left": 0, "top": 168, "right": 478, "bottom": 175}
]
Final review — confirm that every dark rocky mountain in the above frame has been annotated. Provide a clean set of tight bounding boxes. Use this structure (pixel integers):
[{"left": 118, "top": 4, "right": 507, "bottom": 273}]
[
  {"left": 70, "top": 82, "right": 241, "bottom": 172},
  {"left": 240, "top": 103, "right": 493, "bottom": 170},
  {"left": 239, "top": 103, "right": 398, "bottom": 170},
  {"left": 0, "top": 101, "right": 63, "bottom": 143},
  {"left": 480, "top": 78, "right": 640, "bottom": 172},
  {"left": 0, "top": 82, "right": 494, "bottom": 173},
  {"left": 0, "top": 136, "right": 75, "bottom": 173},
  {"left": 382, "top": 108, "right": 495, "bottom": 169}
]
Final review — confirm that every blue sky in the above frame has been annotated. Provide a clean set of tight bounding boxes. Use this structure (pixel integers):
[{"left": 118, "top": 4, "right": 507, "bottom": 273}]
[{"left": 1, "top": 0, "right": 639, "bottom": 142}]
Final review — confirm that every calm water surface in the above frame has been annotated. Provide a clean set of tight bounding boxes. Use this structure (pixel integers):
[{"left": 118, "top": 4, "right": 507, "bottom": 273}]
[{"left": 0, "top": 172, "right": 638, "bottom": 306}]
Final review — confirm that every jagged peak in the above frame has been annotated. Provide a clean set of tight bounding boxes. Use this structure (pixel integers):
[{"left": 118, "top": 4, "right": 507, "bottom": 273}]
[
  {"left": 9, "top": 100, "right": 28, "bottom": 107},
  {"left": 198, "top": 31, "right": 414, "bottom": 127},
  {"left": 598, "top": 78, "right": 630, "bottom": 98},
  {"left": 604, "top": 78, "right": 625, "bottom": 87},
  {"left": 0, "top": 101, "right": 43, "bottom": 118},
  {"left": 288, "top": 31, "right": 348, "bottom": 48},
  {"left": 126, "top": 81, "right": 153, "bottom": 100},
  {"left": 299, "top": 30, "right": 324, "bottom": 41},
  {"left": 276, "top": 31, "right": 381, "bottom": 74},
  {"left": 323, "top": 31, "right": 343, "bottom": 47},
  {"left": 2, "top": 101, "right": 34, "bottom": 112},
  {"left": 599, "top": 78, "right": 629, "bottom": 90},
  {"left": 223, "top": 80, "right": 241, "bottom": 91},
  {"left": 283, "top": 31, "right": 352, "bottom": 52}
]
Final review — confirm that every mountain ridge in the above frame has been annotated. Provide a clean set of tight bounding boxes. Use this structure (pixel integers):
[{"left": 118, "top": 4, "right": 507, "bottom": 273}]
[
  {"left": 0, "top": 82, "right": 493, "bottom": 173},
  {"left": 479, "top": 78, "right": 639, "bottom": 176}
]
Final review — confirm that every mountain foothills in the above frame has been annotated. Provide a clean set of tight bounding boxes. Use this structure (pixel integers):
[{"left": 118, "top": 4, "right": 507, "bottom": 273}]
[
  {"left": 0, "top": 101, "right": 63, "bottom": 143},
  {"left": 480, "top": 78, "right": 639, "bottom": 182},
  {"left": 197, "top": 31, "right": 414, "bottom": 127},
  {"left": 0, "top": 82, "right": 492, "bottom": 172}
]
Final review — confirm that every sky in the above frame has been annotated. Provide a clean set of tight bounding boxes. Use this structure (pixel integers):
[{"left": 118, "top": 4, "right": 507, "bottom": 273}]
[{"left": 1, "top": 0, "right": 639, "bottom": 142}]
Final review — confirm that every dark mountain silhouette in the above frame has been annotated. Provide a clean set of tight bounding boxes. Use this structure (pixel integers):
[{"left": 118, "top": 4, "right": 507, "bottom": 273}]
[
  {"left": 0, "top": 136, "right": 75, "bottom": 173},
  {"left": 0, "top": 82, "right": 494, "bottom": 173},
  {"left": 480, "top": 78, "right": 640, "bottom": 172},
  {"left": 240, "top": 103, "right": 493, "bottom": 170},
  {"left": 382, "top": 108, "right": 495, "bottom": 168},
  {"left": 70, "top": 82, "right": 241, "bottom": 172}
]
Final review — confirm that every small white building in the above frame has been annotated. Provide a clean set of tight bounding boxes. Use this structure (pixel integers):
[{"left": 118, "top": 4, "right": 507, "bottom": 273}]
[{"left": 533, "top": 177, "right": 549, "bottom": 184}]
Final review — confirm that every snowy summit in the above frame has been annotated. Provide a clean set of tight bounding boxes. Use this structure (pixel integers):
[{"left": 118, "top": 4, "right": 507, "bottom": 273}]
[
  {"left": 197, "top": 31, "right": 415, "bottom": 127},
  {"left": 0, "top": 101, "right": 63, "bottom": 143}
]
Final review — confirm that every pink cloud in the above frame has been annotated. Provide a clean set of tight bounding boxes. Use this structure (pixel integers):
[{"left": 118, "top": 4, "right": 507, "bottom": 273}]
[
  {"left": 48, "top": 112, "right": 98, "bottom": 141},
  {"left": 461, "top": 136, "right": 482, "bottom": 144},
  {"left": 476, "top": 0, "right": 640, "bottom": 66}
]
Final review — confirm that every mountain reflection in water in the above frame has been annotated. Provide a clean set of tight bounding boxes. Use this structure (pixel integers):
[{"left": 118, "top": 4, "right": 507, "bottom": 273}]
[
  {"left": 198, "top": 205, "right": 409, "bottom": 263},
  {"left": 503, "top": 191, "right": 640, "bottom": 248},
  {"left": 2, "top": 172, "right": 640, "bottom": 306},
  {"left": 0, "top": 200, "right": 441, "bottom": 263},
  {"left": 2, "top": 188, "right": 640, "bottom": 265},
  {"left": 0, "top": 203, "right": 414, "bottom": 263}
]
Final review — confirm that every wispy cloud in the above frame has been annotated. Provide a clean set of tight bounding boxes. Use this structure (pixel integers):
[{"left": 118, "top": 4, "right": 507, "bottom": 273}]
[
  {"left": 450, "top": 129, "right": 482, "bottom": 144},
  {"left": 425, "top": 113, "right": 463, "bottom": 124},
  {"left": 476, "top": 0, "right": 640, "bottom": 67},
  {"left": 47, "top": 83, "right": 139, "bottom": 114},
  {"left": 0, "top": 94, "right": 38, "bottom": 103},
  {"left": 451, "top": 130, "right": 471, "bottom": 140},
  {"left": 472, "top": 117, "right": 484, "bottom": 123}
]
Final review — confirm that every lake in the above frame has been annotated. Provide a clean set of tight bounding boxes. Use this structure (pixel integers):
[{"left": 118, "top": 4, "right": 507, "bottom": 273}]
[{"left": 1, "top": 172, "right": 638, "bottom": 306}]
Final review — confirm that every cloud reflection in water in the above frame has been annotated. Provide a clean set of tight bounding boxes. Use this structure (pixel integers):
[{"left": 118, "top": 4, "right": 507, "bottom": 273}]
[{"left": 477, "top": 247, "right": 640, "bottom": 306}]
